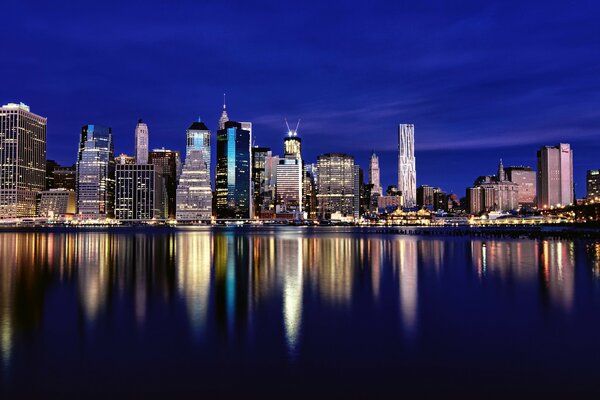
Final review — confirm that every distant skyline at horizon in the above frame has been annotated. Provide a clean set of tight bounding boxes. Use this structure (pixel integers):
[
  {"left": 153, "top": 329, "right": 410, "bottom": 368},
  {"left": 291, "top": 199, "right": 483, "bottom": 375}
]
[{"left": 3, "top": 1, "right": 599, "bottom": 196}]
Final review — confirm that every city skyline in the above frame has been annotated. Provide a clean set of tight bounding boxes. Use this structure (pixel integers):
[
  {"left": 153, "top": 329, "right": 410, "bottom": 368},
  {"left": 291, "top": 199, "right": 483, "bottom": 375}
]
[{"left": 3, "top": 2, "right": 599, "bottom": 195}]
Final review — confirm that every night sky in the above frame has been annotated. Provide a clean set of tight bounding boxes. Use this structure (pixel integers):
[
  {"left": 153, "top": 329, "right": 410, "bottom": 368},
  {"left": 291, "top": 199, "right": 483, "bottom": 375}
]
[{"left": 3, "top": 1, "right": 600, "bottom": 197}]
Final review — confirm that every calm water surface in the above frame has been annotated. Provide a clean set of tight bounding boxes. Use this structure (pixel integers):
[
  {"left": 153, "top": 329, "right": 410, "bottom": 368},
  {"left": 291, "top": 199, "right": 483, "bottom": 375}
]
[{"left": 1, "top": 227, "right": 600, "bottom": 398}]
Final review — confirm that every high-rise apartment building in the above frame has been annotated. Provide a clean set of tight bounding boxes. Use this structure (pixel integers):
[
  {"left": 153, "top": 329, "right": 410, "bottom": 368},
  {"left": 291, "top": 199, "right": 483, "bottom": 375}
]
[
  {"left": 586, "top": 170, "right": 600, "bottom": 201},
  {"left": 115, "top": 164, "right": 164, "bottom": 220},
  {"left": 76, "top": 125, "right": 115, "bottom": 217},
  {"left": 398, "top": 123, "right": 416, "bottom": 207},
  {"left": 149, "top": 148, "right": 181, "bottom": 219},
  {"left": 0, "top": 103, "right": 47, "bottom": 217},
  {"left": 215, "top": 121, "right": 252, "bottom": 219},
  {"left": 135, "top": 119, "right": 149, "bottom": 164},
  {"left": 316, "top": 153, "right": 359, "bottom": 219},
  {"left": 186, "top": 121, "right": 211, "bottom": 180},
  {"left": 505, "top": 166, "right": 537, "bottom": 206},
  {"left": 176, "top": 150, "right": 212, "bottom": 221},
  {"left": 369, "top": 152, "right": 382, "bottom": 196},
  {"left": 537, "top": 144, "right": 573, "bottom": 209}
]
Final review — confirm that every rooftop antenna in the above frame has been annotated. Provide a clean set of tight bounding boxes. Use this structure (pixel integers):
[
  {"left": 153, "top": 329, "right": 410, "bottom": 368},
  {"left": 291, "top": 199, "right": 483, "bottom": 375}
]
[{"left": 223, "top": 93, "right": 226, "bottom": 110}]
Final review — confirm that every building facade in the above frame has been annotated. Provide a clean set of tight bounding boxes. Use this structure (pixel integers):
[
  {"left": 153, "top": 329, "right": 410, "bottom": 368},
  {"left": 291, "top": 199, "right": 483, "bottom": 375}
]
[
  {"left": 398, "top": 123, "right": 416, "bottom": 207},
  {"left": 186, "top": 121, "right": 211, "bottom": 180},
  {"left": 76, "top": 125, "right": 115, "bottom": 218},
  {"left": 316, "top": 153, "right": 359, "bottom": 219},
  {"left": 115, "top": 164, "right": 164, "bottom": 221},
  {"left": 369, "top": 151, "right": 382, "bottom": 196},
  {"left": 587, "top": 170, "right": 600, "bottom": 201},
  {"left": 0, "top": 103, "right": 47, "bottom": 217},
  {"left": 252, "top": 146, "right": 270, "bottom": 216},
  {"left": 37, "top": 189, "right": 76, "bottom": 217},
  {"left": 176, "top": 150, "right": 212, "bottom": 221},
  {"left": 276, "top": 133, "right": 303, "bottom": 214},
  {"left": 537, "top": 143, "right": 573, "bottom": 209},
  {"left": 149, "top": 148, "right": 181, "bottom": 219},
  {"left": 135, "top": 119, "right": 149, "bottom": 164},
  {"left": 215, "top": 121, "right": 252, "bottom": 219},
  {"left": 505, "top": 166, "right": 537, "bottom": 206}
]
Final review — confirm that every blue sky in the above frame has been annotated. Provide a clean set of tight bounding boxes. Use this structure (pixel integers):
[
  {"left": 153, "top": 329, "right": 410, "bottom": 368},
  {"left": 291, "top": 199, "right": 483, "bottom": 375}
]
[{"left": 3, "top": 0, "right": 600, "bottom": 197}]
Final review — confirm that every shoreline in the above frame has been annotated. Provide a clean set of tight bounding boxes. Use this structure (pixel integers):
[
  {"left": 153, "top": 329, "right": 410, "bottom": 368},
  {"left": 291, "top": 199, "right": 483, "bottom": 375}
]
[{"left": 0, "top": 223, "right": 599, "bottom": 239}]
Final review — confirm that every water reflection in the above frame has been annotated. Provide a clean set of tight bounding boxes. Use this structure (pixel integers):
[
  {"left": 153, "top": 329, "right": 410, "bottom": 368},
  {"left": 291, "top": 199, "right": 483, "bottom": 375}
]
[{"left": 0, "top": 229, "right": 596, "bottom": 372}]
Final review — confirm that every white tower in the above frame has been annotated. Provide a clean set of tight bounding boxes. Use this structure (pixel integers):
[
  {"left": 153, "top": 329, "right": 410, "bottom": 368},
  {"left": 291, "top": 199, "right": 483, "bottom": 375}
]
[
  {"left": 135, "top": 119, "right": 149, "bottom": 164},
  {"left": 398, "top": 123, "right": 416, "bottom": 207},
  {"left": 369, "top": 151, "right": 382, "bottom": 196}
]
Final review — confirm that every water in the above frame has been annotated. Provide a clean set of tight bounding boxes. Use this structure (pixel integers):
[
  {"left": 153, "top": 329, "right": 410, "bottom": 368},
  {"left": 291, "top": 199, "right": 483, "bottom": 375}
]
[{"left": 1, "top": 227, "right": 600, "bottom": 398}]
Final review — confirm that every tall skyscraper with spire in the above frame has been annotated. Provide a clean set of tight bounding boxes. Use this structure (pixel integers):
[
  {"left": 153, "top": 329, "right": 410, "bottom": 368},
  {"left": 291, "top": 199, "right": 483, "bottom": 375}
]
[
  {"left": 369, "top": 151, "right": 382, "bottom": 196},
  {"left": 276, "top": 121, "right": 303, "bottom": 214},
  {"left": 135, "top": 119, "right": 149, "bottom": 164},
  {"left": 398, "top": 123, "right": 416, "bottom": 207},
  {"left": 218, "top": 93, "right": 229, "bottom": 130}
]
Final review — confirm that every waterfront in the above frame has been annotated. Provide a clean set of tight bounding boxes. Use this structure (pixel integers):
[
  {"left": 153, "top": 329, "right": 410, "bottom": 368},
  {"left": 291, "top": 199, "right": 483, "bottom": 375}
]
[{"left": 2, "top": 227, "right": 600, "bottom": 398}]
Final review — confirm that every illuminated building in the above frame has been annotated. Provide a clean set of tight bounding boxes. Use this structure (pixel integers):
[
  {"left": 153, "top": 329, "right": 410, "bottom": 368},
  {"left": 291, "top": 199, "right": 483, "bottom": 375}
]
[
  {"left": 416, "top": 185, "right": 436, "bottom": 208},
  {"left": 149, "top": 148, "right": 181, "bottom": 219},
  {"left": 586, "top": 170, "right": 600, "bottom": 201},
  {"left": 369, "top": 151, "right": 382, "bottom": 196},
  {"left": 115, "top": 164, "right": 164, "bottom": 220},
  {"left": 0, "top": 102, "right": 46, "bottom": 217},
  {"left": 303, "top": 163, "right": 317, "bottom": 219},
  {"left": 505, "top": 166, "right": 537, "bottom": 206},
  {"left": 186, "top": 120, "right": 211, "bottom": 180},
  {"left": 76, "top": 124, "right": 115, "bottom": 218},
  {"left": 316, "top": 153, "right": 359, "bottom": 219},
  {"left": 37, "top": 188, "right": 76, "bottom": 217},
  {"left": 398, "top": 123, "right": 416, "bottom": 207},
  {"left": 218, "top": 94, "right": 229, "bottom": 130},
  {"left": 276, "top": 125, "right": 303, "bottom": 214},
  {"left": 176, "top": 150, "right": 212, "bottom": 222},
  {"left": 470, "top": 160, "right": 519, "bottom": 212},
  {"left": 215, "top": 121, "right": 252, "bottom": 219},
  {"left": 252, "top": 146, "right": 270, "bottom": 216},
  {"left": 135, "top": 119, "right": 149, "bottom": 164},
  {"left": 537, "top": 143, "right": 573, "bottom": 208}
]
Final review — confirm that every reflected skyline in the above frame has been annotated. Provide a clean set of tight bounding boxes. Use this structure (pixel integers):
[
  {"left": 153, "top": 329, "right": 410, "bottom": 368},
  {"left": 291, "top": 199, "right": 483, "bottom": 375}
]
[{"left": 0, "top": 229, "right": 598, "bottom": 388}]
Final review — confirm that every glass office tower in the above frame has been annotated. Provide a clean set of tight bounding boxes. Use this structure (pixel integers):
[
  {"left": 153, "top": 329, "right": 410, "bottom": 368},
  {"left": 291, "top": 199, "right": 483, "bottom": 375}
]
[
  {"left": 215, "top": 121, "right": 252, "bottom": 219},
  {"left": 76, "top": 124, "right": 115, "bottom": 217}
]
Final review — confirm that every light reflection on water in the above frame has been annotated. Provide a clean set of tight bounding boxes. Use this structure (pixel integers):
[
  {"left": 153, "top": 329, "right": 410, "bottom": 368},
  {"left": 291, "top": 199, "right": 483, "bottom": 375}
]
[{"left": 0, "top": 228, "right": 599, "bottom": 393}]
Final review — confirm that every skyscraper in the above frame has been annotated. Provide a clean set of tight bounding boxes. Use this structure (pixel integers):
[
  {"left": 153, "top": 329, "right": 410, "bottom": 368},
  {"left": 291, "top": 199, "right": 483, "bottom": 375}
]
[
  {"left": 587, "top": 170, "right": 600, "bottom": 201},
  {"left": 186, "top": 120, "right": 211, "bottom": 180},
  {"left": 149, "top": 148, "right": 181, "bottom": 219},
  {"left": 135, "top": 119, "right": 149, "bottom": 164},
  {"left": 215, "top": 120, "right": 252, "bottom": 219},
  {"left": 115, "top": 164, "right": 163, "bottom": 220},
  {"left": 369, "top": 151, "right": 382, "bottom": 196},
  {"left": 76, "top": 125, "right": 115, "bottom": 217},
  {"left": 316, "top": 153, "right": 359, "bottom": 219},
  {"left": 218, "top": 94, "right": 229, "bottom": 130},
  {"left": 252, "top": 146, "right": 270, "bottom": 216},
  {"left": 398, "top": 123, "right": 416, "bottom": 207},
  {"left": 537, "top": 143, "right": 573, "bottom": 209},
  {"left": 276, "top": 127, "right": 303, "bottom": 214},
  {"left": 176, "top": 150, "right": 212, "bottom": 222},
  {"left": 0, "top": 103, "right": 46, "bottom": 217}
]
